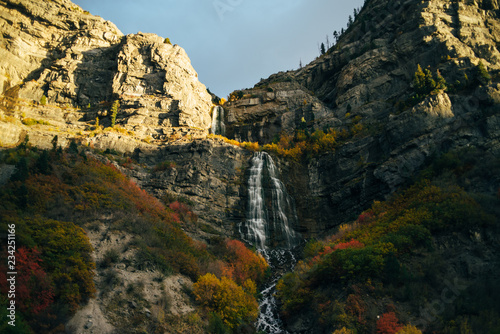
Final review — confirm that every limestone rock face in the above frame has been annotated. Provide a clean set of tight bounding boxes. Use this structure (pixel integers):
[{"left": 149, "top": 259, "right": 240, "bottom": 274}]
[
  {"left": 118, "top": 138, "right": 252, "bottom": 241},
  {"left": 113, "top": 33, "right": 212, "bottom": 130},
  {"left": 224, "top": 81, "right": 339, "bottom": 144},
  {"left": 223, "top": 0, "right": 500, "bottom": 234},
  {"left": 0, "top": 0, "right": 212, "bottom": 151}
]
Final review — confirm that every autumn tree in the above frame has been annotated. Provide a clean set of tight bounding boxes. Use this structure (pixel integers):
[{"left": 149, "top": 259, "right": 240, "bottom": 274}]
[
  {"left": 377, "top": 312, "right": 403, "bottom": 334},
  {"left": 193, "top": 274, "right": 258, "bottom": 329},
  {"left": 396, "top": 325, "right": 422, "bottom": 334},
  {"left": 223, "top": 239, "right": 268, "bottom": 285}
]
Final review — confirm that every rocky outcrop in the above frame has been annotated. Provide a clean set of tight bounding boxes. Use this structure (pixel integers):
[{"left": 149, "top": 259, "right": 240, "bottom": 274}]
[
  {"left": 142, "top": 139, "right": 252, "bottom": 240},
  {"left": 223, "top": 81, "right": 338, "bottom": 144},
  {"left": 0, "top": 0, "right": 212, "bottom": 151},
  {"left": 223, "top": 0, "right": 500, "bottom": 235},
  {"left": 113, "top": 33, "right": 212, "bottom": 134}
]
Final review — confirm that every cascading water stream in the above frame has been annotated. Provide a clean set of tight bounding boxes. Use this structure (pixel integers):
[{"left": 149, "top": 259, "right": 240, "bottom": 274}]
[
  {"left": 211, "top": 105, "right": 225, "bottom": 135},
  {"left": 240, "top": 151, "right": 302, "bottom": 333}
]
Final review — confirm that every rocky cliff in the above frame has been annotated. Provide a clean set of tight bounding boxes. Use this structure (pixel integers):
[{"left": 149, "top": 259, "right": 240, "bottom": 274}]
[
  {"left": 1, "top": 0, "right": 500, "bottom": 333},
  {"left": 0, "top": 0, "right": 212, "bottom": 151},
  {"left": 223, "top": 0, "right": 500, "bottom": 234},
  {"left": 1, "top": 0, "right": 499, "bottom": 238}
]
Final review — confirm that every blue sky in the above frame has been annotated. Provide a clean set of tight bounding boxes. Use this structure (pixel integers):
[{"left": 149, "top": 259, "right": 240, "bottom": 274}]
[{"left": 72, "top": 0, "right": 364, "bottom": 98}]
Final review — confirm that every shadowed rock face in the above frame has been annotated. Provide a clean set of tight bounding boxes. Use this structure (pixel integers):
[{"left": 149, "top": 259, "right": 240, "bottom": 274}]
[
  {"left": 1, "top": 0, "right": 499, "bottom": 239},
  {"left": 223, "top": 0, "right": 500, "bottom": 234}
]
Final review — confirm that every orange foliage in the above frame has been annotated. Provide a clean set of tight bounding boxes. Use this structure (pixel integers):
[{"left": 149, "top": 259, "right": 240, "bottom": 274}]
[
  {"left": 310, "top": 239, "right": 365, "bottom": 264},
  {"left": 376, "top": 312, "right": 403, "bottom": 334},
  {"left": 223, "top": 239, "right": 268, "bottom": 285},
  {"left": 334, "top": 239, "right": 365, "bottom": 250},
  {"left": 346, "top": 293, "right": 366, "bottom": 323}
]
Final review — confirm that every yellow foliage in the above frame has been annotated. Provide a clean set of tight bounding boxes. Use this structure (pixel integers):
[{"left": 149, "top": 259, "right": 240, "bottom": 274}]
[
  {"left": 333, "top": 327, "right": 356, "bottom": 334},
  {"left": 396, "top": 325, "right": 423, "bottom": 334},
  {"left": 193, "top": 274, "right": 259, "bottom": 329}
]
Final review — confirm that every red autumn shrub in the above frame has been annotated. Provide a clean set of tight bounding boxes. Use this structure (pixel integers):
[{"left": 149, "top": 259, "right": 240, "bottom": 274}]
[
  {"left": 0, "top": 247, "right": 54, "bottom": 315},
  {"left": 376, "top": 312, "right": 403, "bottom": 334},
  {"left": 224, "top": 239, "right": 268, "bottom": 285}
]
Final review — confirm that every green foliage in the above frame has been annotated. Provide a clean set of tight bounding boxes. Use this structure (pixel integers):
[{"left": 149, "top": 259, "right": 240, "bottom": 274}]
[
  {"left": 208, "top": 312, "right": 230, "bottom": 334},
  {"left": 475, "top": 61, "right": 491, "bottom": 85},
  {"left": 18, "top": 217, "right": 95, "bottom": 311},
  {"left": 413, "top": 64, "right": 447, "bottom": 97},
  {"left": 0, "top": 297, "right": 32, "bottom": 334},
  {"left": 110, "top": 100, "right": 120, "bottom": 127},
  {"left": 40, "top": 95, "right": 47, "bottom": 106},
  {"left": 21, "top": 118, "right": 51, "bottom": 126},
  {"left": 0, "top": 145, "right": 250, "bottom": 332},
  {"left": 68, "top": 139, "right": 79, "bottom": 154},
  {"left": 11, "top": 157, "right": 29, "bottom": 182},
  {"left": 164, "top": 37, "right": 172, "bottom": 45},
  {"left": 275, "top": 173, "right": 495, "bottom": 331}
]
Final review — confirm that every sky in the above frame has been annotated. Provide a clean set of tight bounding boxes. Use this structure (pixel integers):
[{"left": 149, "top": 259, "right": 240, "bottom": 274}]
[{"left": 72, "top": 0, "right": 364, "bottom": 98}]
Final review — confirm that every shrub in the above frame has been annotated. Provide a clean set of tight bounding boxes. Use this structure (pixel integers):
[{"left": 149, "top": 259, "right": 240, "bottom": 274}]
[
  {"left": 396, "top": 325, "right": 422, "bottom": 334},
  {"left": 476, "top": 61, "right": 491, "bottom": 85},
  {"left": 193, "top": 274, "right": 258, "bottom": 329},
  {"left": 19, "top": 217, "right": 96, "bottom": 312},
  {"left": 100, "top": 248, "right": 120, "bottom": 268},
  {"left": 377, "top": 312, "right": 403, "bottom": 334},
  {"left": 0, "top": 247, "right": 54, "bottom": 315},
  {"left": 22, "top": 118, "right": 51, "bottom": 126},
  {"left": 40, "top": 95, "right": 47, "bottom": 105},
  {"left": 222, "top": 239, "right": 268, "bottom": 285}
]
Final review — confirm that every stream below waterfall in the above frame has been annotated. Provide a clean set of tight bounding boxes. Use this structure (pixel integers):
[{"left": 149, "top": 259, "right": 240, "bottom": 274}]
[
  {"left": 257, "top": 249, "right": 297, "bottom": 333},
  {"left": 239, "top": 152, "right": 303, "bottom": 333}
]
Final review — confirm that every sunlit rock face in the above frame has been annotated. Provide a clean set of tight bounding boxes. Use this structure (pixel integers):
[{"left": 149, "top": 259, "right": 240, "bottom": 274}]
[{"left": 0, "top": 0, "right": 212, "bottom": 151}]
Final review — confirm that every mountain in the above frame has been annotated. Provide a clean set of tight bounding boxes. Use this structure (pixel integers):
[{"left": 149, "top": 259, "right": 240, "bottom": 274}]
[
  {"left": 0, "top": 0, "right": 499, "bottom": 333},
  {"left": 223, "top": 0, "right": 500, "bottom": 233}
]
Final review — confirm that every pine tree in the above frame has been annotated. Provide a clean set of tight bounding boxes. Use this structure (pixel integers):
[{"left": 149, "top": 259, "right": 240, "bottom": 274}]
[
  {"left": 36, "top": 150, "right": 50, "bottom": 175},
  {"left": 110, "top": 100, "right": 120, "bottom": 127},
  {"left": 333, "top": 30, "right": 339, "bottom": 43},
  {"left": 424, "top": 67, "right": 436, "bottom": 93},
  {"left": 51, "top": 135, "right": 58, "bottom": 151},
  {"left": 435, "top": 70, "right": 447, "bottom": 91},
  {"left": 413, "top": 64, "right": 426, "bottom": 95},
  {"left": 320, "top": 42, "right": 326, "bottom": 55}
]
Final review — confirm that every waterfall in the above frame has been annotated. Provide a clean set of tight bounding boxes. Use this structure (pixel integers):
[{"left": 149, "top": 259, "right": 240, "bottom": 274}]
[
  {"left": 240, "top": 151, "right": 302, "bottom": 333},
  {"left": 240, "top": 151, "right": 300, "bottom": 249},
  {"left": 243, "top": 152, "right": 268, "bottom": 249},
  {"left": 211, "top": 105, "right": 225, "bottom": 135}
]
